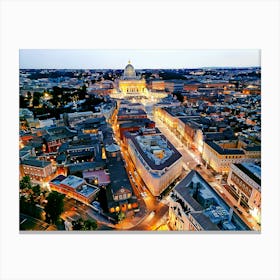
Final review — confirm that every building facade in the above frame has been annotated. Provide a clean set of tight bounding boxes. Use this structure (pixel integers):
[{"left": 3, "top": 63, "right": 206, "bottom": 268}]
[
  {"left": 20, "top": 158, "right": 55, "bottom": 181},
  {"left": 49, "top": 175, "right": 99, "bottom": 204},
  {"left": 118, "top": 61, "right": 147, "bottom": 97},
  {"left": 127, "top": 132, "right": 183, "bottom": 196},
  {"left": 227, "top": 163, "right": 261, "bottom": 222},
  {"left": 202, "top": 140, "right": 260, "bottom": 174}
]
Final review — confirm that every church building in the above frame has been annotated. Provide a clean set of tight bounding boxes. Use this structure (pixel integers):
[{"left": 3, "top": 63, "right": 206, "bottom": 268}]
[{"left": 118, "top": 61, "right": 147, "bottom": 98}]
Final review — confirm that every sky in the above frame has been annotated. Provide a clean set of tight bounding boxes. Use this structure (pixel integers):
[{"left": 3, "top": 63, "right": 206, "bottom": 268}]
[{"left": 19, "top": 49, "right": 260, "bottom": 69}]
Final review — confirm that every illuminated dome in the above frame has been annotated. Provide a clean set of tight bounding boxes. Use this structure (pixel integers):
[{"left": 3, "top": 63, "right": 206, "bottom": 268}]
[{"left": 123, "top": 61, "right": 136, "bottom": 79}]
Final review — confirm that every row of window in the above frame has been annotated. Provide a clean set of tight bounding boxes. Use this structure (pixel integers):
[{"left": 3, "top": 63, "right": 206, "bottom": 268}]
[
  {"left": 113, "top": 193, "right": 131, "bottom": 201},
  {"left": 23, "top": 166, "right": 42, "bottom": 172},
  {"left": 225, "top": 155, "right": 243, "bottom": 159}
]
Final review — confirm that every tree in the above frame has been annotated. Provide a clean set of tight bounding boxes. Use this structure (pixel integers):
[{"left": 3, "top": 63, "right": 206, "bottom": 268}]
[
  {"left": 20, "top": 176, "right": 31, "bottom": 189},
  {"left": 32, "top": 184, "right": 41, "bottom": 197},
  {"left": 83, "top": 219, "right": 97, "bottom": 230},
  {"left": 20, "top": 95, "right": 28, "bottom": 108},
  {"left": 72, "top": 218, "right": 83, "bottom": 230},
  {"left": 20, "top": 194, "right": 41, "bottom": 219},
  {"left": 27, "top": 91, "right": 32, "bottom": 103},
  {"left": 72, "top": 218, "right": 98, "bottom": 231},
  {"left": 44, "top": 191, "right": 65, "bottom": 224},
  {"left": 32, "top": 92, "right": 43, "bottom": 107},
  {"left": 117, "top": 211, "right": 126, "bottom": 222}
]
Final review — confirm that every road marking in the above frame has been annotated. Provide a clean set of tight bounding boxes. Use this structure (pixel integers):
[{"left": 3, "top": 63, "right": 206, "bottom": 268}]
[{"left": 20, "top": 218, "right": 27, "bottom": 225}]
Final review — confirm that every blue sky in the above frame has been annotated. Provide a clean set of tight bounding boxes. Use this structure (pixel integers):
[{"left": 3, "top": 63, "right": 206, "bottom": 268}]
[{"left": 19, "top": 49, "right": 260, "bottom": 69}]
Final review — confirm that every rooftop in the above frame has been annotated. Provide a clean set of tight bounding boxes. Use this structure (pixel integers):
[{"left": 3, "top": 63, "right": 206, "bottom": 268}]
[
  {"left": 21, "top": 158, "right": 52, "bottom": 168},
  {"left": 117, "top": 108, "right": 147, "bottom": 117},
  {"left": 105, "top": 143, "right": 120, "bottom": 153},
  {"left": 234, "top": 162, "right": 261, "bottom": 186},
  {"left": 76, "top": 184, "right": 98, "bottom": 198},
  {"left": 68, "top": 161, "right": 105, "bottom": 174},
  {"left": 174, "top": 170, "right": 250, "bottom": 230},
  {"left": 205, "top": 140, "right": 245, "bottom": 155},
  {"left": 129, "top": 133, "right": 182, "bottom": 171},
  {"left": 45, "top": 126, "right": 76, "bottom": 141},
  {"left": 51, "top": 175, "right": 99, "bottom": 198},
  {"left": 119, "top": 119, "right": 154, "bottom": 129},
  {"left": 107, "top": 156, "right": 132, "bottom": 194},
  {"left": 83, "top": 170, "right": 110, "bottom": 185},
  {"left": 60, "top": 175, "right": 84, "bottom": 189},
  {"left": 243, "top": 145, "right": 261, "bottom": 152},
  {"left": 67, "top": 111, "right": 95, "bottom": 119},
  {"left": 191, "top": 212, "right": 220, "bottom": 231}
]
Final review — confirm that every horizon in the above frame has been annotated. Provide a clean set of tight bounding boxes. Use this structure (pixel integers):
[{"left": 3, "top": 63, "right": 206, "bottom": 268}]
[
  {"left": 19, "top": 49, "right": 261, "bottom": 69},
  {"left": 20, "top": 66, "right": 261, "bottom": 70}
]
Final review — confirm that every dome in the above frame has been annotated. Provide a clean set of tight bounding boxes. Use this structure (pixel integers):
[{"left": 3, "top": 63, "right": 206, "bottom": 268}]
[{"left": 123, "top": 61, "right": 136, "bottom": 78}]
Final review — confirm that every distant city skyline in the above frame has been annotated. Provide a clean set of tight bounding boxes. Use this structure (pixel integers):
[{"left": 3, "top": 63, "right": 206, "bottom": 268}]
[{"left": 19, "top": 49, "right": 260, "bottom": 69}]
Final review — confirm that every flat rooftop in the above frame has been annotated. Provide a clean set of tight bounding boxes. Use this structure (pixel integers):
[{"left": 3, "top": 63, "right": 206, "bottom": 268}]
[
  {"left": 68, "top": 111, "right": 94, "bottom": 118},
  {"left": 117, "top": 108, "right": 147, "bottom": 117},
  {"left": 83, "top": 170, "right": 110, "bottom": 185},
  {"left": 50, "top": 175, "right": 99, "bottom": 198},
  {"left": 76, "top": 184, "right": 98, "bottom": 198},
  {"left": 60, "top": 175, "right": 84, "bottom": 189},
  {"left": 129, "top": 133, "right": 182, "bottom": 171}
]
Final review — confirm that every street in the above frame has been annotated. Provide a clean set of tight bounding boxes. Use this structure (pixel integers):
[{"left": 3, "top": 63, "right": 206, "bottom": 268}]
[{"left": 153, "top": 114, "right": 260, "bottom": 231}]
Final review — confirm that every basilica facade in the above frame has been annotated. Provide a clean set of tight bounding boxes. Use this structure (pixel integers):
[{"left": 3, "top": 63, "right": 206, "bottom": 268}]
[{"left": 118, "top": 61, "right": 147, "bottom": 98}]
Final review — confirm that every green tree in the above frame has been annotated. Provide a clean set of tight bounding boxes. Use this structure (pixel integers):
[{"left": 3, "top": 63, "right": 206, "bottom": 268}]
[
  {"left": 117, "top": 211, "right": 126, "bottom": 222},
  {"left": 72, "top": 218, "right": 98, "bottom": 230},
  {"left": 32, "top": 92, "right": 43, "bottom": 107},
  {"left": 45, "top": 191, "right": 65, "bottom": 224},
  {"left": 20, "top": 95, "right": 28, "bottom": 108},
  {"left": 27, "top": 91, "right": 32, "bottom": 102},
  {"left": 32, "top": 184, "right": 41, "bottom": 197},
  {"left": 20, "top": 196, "right": 41, "bottom": 219},
  {"left": 72, "top": 218, "right": 83, "bottom": 230},
  {"left": 20, "top": 176, "right": 31, "bottom": 190},
  {"left": 83, "top": 219, "right": 97, "bottom": 230}
]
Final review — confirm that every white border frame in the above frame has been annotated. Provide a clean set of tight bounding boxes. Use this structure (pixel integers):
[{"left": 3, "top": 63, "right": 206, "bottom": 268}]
[{"left": 1, "top": 1, "right": 279, "bottom": 280}]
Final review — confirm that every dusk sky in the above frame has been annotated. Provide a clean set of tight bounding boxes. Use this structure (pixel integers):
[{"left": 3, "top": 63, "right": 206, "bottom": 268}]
[{"left": 19, "top": 49, "right": 260, "bottom": 69}]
